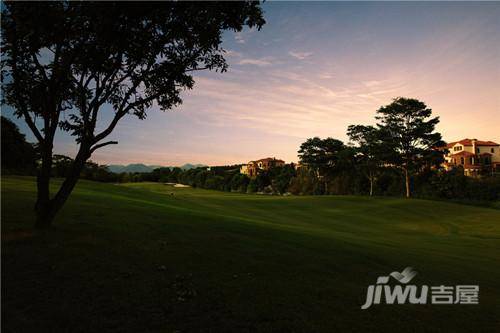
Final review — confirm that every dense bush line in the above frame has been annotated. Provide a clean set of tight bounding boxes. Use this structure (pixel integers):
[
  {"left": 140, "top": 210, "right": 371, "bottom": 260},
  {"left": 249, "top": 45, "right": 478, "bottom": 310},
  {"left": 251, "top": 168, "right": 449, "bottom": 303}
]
[
  {"left": 104, "top": 163, "right": 500, "bottom": 206},
  {"left": 3, "top": 111, "right": 499, "bottom": 206}
]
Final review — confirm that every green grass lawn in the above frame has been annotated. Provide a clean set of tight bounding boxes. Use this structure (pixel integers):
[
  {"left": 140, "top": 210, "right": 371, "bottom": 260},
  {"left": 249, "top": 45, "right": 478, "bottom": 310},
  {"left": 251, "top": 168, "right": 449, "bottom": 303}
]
[{"left": 2, "top": 176, "right": 500, "bottom": 332}]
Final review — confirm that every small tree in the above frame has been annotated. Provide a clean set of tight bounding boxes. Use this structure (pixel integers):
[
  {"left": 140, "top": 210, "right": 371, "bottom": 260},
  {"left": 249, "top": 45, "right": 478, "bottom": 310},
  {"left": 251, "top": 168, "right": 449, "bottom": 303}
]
[
  {"left": 1, "top": 2, "right": 264, "bottom": 228},
  {"left": 376, "top": 97, "right": 444, "bottom": 198},
  {"left": 347, "top": 125, "right": 386, "bottom": 196},
  {"left": 273, "top": 165, "right": 296, "bottom": 194},
  {"left": 298, "top": 137, "right": 346, "bottom": 194}
]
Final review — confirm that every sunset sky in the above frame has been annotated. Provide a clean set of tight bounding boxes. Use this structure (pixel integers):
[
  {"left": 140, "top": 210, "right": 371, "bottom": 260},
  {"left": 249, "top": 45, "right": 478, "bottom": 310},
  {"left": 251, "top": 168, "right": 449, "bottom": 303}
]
[{"left": 4, "top": 2, "right": 500, "bottom": 166}]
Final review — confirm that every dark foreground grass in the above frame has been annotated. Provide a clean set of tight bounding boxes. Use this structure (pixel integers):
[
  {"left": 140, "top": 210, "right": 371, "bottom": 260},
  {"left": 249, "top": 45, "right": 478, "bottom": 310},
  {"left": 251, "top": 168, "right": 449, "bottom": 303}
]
[{"left": 2, "top": 176, "right": 500, "bottom": 332}]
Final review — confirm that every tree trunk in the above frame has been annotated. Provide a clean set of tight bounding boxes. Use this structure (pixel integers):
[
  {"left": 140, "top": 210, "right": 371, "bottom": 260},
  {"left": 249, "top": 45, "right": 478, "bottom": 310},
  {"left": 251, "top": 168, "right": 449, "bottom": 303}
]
[
  {"left": 35, "top": 145, "right": 53, "bottom": 228},
  {"left": 35, "top": 201, "right": 58, "bottom": 229},
  {"left": 34, "top": 146, "right": 90, "bottom": 228},
  {"left": 369, "top": 176, "right": 374, "bottom": 197},
  {"left": 404, "top": 167, "right": 411, "bottom": 198}
]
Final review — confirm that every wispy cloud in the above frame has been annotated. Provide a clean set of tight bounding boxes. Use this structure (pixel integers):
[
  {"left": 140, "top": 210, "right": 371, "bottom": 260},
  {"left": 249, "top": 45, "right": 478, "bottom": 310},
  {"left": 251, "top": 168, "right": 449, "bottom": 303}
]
[
  {"left": 224, "top": 49, "right": 242, "bottom": 58},
  {"left": 237, "top": 57, "right": 274, "bottom": 67},
  {"left": 319, "top": 73, "right": 334, "bottom": 79},
  {"left": 362, "top": 80, "right": 382, "bottom": 87},
  {"left": 289, "top": 51, "right": 313, "bottom": 60},
  {"left": 181, "top": 70, "right": 383, "bottom": 143},
  {"left": 235, "top": 32, "right": 246, "bottom": 44}
]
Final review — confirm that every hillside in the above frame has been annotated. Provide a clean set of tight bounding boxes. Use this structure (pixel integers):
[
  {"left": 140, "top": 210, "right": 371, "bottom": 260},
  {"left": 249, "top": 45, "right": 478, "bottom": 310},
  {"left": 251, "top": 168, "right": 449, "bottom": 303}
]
[
  {"left": 107, "top": 163, "right": 154, "bottom": 173},
  {"left": 2, "top": 176, "right": 500, "bottom": 332},
  {"left": 107, "top": 163, "right": 207, "bottom": 173}
]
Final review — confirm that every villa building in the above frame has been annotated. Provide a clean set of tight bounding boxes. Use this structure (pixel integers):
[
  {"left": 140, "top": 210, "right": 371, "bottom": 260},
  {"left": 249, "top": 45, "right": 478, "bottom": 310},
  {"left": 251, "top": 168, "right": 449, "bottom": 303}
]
[
  {"left": 240, "top": 157, "right": 285, "bottom": 177},
  {"left": 443, "top": 138, "right": 500, "bottom": 176}
]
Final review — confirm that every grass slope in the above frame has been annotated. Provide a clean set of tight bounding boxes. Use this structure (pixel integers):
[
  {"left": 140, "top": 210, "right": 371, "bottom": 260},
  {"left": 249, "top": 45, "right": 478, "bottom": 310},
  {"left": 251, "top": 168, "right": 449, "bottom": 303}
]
[{"left": 2, "top": 176, "right": 500, "bottom": 332}]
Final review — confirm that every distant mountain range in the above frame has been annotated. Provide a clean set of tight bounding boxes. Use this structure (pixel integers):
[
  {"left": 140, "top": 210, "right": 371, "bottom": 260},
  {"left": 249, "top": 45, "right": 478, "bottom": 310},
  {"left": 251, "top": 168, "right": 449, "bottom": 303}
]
[{"left": 107, "top": 163, "right": 207, "bottom": 173}]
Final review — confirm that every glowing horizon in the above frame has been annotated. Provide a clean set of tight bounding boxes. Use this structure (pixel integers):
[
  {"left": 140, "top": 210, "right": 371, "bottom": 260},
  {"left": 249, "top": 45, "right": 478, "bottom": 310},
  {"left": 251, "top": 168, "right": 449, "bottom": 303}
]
[{"left": 4, "top": 2, "right": 500, "bottom": 166}]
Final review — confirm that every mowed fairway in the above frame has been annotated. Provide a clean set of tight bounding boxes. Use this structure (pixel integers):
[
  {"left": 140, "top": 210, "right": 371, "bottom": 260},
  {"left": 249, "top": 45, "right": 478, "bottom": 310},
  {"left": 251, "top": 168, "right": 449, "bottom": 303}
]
[{"left": 2, "top": 176, "right": 500, "bottom": 332}]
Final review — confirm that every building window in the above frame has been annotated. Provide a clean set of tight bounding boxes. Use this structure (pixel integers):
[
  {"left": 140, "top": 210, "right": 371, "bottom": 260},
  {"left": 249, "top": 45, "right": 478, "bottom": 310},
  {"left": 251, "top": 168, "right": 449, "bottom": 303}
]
[
  {"left": 476, "top": 148, "right": 480, "bottom": 153},
  {"left": 491, "top": 148, "right": 495, "bottom": 153},
  {"left": 469, "top": 157, "right": 473, "bottom": 164},
  {"left": 460, "top": 157, "right": 464, "bottom": 165}
]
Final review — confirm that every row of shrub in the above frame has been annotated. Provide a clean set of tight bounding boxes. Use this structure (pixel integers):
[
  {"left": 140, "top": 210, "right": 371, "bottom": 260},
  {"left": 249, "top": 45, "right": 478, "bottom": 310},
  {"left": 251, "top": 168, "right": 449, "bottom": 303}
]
[{"left": 110, "top": 163, "right": 500, "bottom": 206}]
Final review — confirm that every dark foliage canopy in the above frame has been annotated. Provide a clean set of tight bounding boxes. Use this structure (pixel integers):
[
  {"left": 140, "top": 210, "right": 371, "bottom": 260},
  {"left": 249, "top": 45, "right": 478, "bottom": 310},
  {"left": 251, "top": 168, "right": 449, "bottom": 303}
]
[
  {"left": 375, "top": 97, "right": 445, "bottom": 170},
  {"left": 1, "top": 116, "right": 36, "bottom": 172},
  {"left": 298, "top": 137, "right": 347, "bottom": 176},
  {"left": 1, "top": 1, "right": 265, "bottom": 150}
]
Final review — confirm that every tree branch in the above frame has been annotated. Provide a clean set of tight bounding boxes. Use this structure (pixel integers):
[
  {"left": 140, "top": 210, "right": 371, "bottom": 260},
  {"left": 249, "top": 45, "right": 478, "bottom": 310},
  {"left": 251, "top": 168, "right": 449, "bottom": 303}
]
[
  {"left": 31, "top": 52, "right": 49, "bottom": 82},
  {"left": 92, "top": 109, "right": 128, "bottom": 144},
  {"left": 91, "top": 58, "right": 155, "bottom": 144},
  {"left": 90, "top": 140, "right": 118, "bottom": 154},
  {"left": 21, "top": 108, "right": 44, "bottom": 143}
]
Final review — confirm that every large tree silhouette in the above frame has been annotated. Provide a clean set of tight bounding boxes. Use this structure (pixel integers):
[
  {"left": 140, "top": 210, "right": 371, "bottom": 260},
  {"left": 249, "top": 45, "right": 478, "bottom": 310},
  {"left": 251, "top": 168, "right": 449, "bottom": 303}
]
[
  {"left": 376, "top": 97, "right": 443, "bottom": 198},
  {"left": 1, "top": 1, "right": 265, "bottom": 228}
]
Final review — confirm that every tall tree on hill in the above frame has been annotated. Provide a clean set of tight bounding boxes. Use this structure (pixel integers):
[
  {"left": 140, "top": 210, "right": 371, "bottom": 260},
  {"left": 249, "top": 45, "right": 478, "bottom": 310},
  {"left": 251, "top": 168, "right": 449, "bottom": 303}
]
[
  {"left": 375, "top": 97, "right": 444, "bottom": 198},
  {"left": 1, "top": 1, "right": 265, "bottom": 228}
]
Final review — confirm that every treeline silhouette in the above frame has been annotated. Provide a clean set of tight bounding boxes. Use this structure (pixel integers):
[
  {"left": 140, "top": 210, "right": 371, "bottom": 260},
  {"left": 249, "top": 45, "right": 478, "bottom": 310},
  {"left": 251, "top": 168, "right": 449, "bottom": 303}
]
[
  {"left": 111, "top": 162, "right": 499, "bottom": 205},
  {"left": 2, "top": 111, "right": 499, "bottom": 206},
  {"left": 42, "top": 157, "right": 500, "bottom": 206}
]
